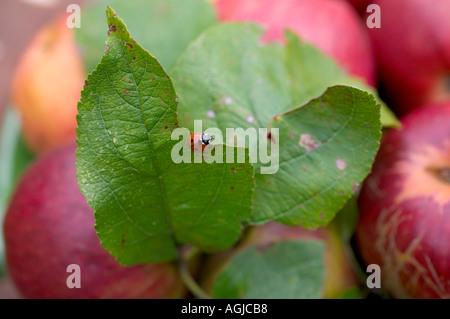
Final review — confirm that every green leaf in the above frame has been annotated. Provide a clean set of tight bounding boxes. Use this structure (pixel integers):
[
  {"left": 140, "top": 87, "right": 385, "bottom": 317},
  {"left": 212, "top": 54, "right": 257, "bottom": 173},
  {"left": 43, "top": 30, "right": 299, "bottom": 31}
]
[
  {"left": 76, "top": 0, "right": 216, "bottom": 72},
  {"left": 380, "top": 104, "right": 400, "bottom": 128},
  {"left": 172, "top": 24, "right": 382, "bottom": 227},
  {"left": 337, "top": 287, "right": 363, "bottom": 299},
  {"left": 76, "top": 8, "right": 254, "bottom": 265},
  {"left": 254, "top": 86, "right": 381, "bottom": 226},
  {"left": 332, "top": 192, "right": 360, "bottom": 243},
  {"left": 212, "top": 241, "right": 326, "bottom": 299},
  {"left": 0, "top": 107, "right": 34, "bottom": 277}
]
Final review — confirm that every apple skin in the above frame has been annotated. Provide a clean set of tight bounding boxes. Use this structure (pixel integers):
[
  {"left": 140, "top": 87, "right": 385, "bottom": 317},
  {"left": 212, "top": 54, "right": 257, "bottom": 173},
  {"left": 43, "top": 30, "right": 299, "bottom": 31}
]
[
  {"left": 367, "top": 0, "right": 450, "bottom": 115},
  {"left": 3, "top": 142, "right": 186, "bottom": 299},
  {"left": 356, "top": 102, "right": 450, "bottom": 299},
  {"left": 216, "top": 0, "right": 376, "bottom": 86},
  {"left": 10, "top": 13, "right": 85, "bottom": 155},
  {"left": 344, "top": 0, "right": 369, "bottom": 14},
  {"left": 201, "top": 222, "right": 358, "bottom": 298}
]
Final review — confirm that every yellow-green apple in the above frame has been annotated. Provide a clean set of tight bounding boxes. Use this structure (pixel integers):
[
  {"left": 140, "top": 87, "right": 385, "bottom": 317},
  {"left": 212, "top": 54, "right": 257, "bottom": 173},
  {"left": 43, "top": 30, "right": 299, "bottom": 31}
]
[
  {"left": 216, "top": 0, "right": 376, "bottom": 86},
  {"left": 10, "top": 13, "right": 85, "bottom": 155},
  {"left": 356, "top": 102, "right": 450, "bottom": 298},
  {"left": 201, "top": 222, "right": 359, "bottom": 298},
  {"left": 3, "top": 143, "right": 186, "bottom": 299},
  {"left": 367, "top": 0, "right": 450, "bottom": 115}
]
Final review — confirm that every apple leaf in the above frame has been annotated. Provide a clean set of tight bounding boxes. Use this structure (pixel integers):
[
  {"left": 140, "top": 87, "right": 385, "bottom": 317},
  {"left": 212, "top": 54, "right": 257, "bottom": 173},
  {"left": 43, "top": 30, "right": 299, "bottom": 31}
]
[
  {"left": 76, "top": 0, "right": 216, "bottom": 72},
  {"left": 76, "top": 8, "right": 254, "bottom": 265},
  {"left": 212, "top": 241, "right": 326, "bottom": 299},
  {"left": 332, "top": 192, "right": 360, "bottom": 243},
  {"left": 337, "top": 287, "right": 363, "bottom": 299},
  {"left": 172, "top": 24, "right": 382, "bottom": 227},
  {"left": 253, "top": 86, "right": 380, "bottom": 226}
]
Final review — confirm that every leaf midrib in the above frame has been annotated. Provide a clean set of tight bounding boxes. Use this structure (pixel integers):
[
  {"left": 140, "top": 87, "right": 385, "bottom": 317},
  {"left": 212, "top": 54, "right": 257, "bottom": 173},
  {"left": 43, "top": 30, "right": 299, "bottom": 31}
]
[{"left": 113, "top": 33, "right": 177, "bottom": 245}]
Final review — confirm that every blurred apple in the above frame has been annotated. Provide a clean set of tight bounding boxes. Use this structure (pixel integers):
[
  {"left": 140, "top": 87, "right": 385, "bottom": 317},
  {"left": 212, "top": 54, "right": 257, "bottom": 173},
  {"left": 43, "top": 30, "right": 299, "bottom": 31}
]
[
  {"left": 0, "top": 278, "right": 21, "bottom": 299},
  {"left": 10, "top": 13, "right": 85, "bottom": 155},
  {"left": 356, "top": 102, "right": 450, "bottom": 298},
  {"left": 201, "top": 222, "right": 359, "bottom": 298},
  {"left": 368, "top": 0, "right": 450, "bottom": 115},
  {"left": 344, "top": 0, "right": 369, "bottom": 14},
  {"left": 216, "top": 0, "right": 376, "bottom": 86},
  {"left": 3, "top": 142, "right": 187, "bottom": 299}
]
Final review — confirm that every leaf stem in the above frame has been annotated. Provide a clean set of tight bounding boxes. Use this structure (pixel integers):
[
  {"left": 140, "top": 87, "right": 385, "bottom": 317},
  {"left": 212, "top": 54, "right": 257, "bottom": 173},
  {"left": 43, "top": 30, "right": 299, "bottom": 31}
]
[{"left": 178, "top": 247, "right": 212, "bottom": 299}]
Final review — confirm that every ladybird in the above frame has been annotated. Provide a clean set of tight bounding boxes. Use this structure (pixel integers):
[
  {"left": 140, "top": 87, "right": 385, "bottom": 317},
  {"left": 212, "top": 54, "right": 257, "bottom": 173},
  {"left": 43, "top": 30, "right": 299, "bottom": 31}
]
[{"left": 190, "top": 133, "right": 213, "bottom": 151}]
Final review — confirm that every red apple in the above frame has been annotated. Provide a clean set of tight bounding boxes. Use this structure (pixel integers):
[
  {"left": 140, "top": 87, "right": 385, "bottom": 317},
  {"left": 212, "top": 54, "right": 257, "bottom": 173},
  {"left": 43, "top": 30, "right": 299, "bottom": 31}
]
[
  {"left": 344, "top": 0, "right": 369, "bottom": 15},
  {"left": 3, "top": 142, "right": 186, "bottom": 299},
  {"left": 367, "top": 0, "right": 450, "bottom": 115},
  {"left": 356, "top": 102, "right": 450, "bottom": 298},
  {"left": 216, "top": 0, "right": 376, "bottom": 86},
  {"left": 201, "top": 222, "right": 359, "bottom": 298}
]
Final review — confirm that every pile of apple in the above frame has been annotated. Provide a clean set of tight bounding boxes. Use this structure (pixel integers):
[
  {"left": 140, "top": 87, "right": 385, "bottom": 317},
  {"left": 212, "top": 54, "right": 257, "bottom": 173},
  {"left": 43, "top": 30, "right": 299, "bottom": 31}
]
[{"left": 3, "top": 0, "right": 450, "bottom": 299}]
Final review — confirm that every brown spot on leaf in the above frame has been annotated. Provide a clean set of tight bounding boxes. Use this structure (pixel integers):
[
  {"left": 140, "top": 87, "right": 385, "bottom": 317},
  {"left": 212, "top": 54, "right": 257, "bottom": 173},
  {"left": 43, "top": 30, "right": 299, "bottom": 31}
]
[
  {"left": 108, "top": 25, "right": 117, "bottom": 36},
  {"left": 299, "top": 134, "right": 321, "bottom": 153},
  {"left": 257, "top": 242, "right": 274, "bottom": 253},
  {"left": 124, "top": 89, "right": 130, "bottom": 95},
  {"left": 132, "top": 56, "right": 136, "bottom": 60},
  {"left": 152, "top": 78, "right": 156, "bottom": 81},
  {"left": 126, "top": 42, "right": 133, "bottom": 52},
  {"left": 230, "top": 186, "right": 235, "bottom": 191},
  {"left": 83, "top": 81, "right": 88, "bottom": 87},
  {"left": 121, "top": 233, "right": 126, "bottom": 250},
  {"left": 164, "top": 126, "right": 168, "bottom": 129},
  {"left": 104, "top": 45, "right": 110, "bottom": 53}
]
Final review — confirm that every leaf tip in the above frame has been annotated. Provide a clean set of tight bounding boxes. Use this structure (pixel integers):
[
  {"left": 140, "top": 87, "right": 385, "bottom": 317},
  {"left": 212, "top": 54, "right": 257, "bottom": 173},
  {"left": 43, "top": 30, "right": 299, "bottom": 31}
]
[{"left": 105, "top": 6, "right": 117, "bottom": 21}]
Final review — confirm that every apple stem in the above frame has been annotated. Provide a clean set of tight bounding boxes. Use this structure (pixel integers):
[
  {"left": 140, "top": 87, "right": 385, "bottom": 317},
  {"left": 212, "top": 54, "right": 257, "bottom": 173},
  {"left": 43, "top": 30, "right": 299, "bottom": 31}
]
[
  {"left": 178, "top": 248, "right": 212, "bottom": 299},
  {"left": 429, "top": 167, "right": 450, "bottom": 184}
]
